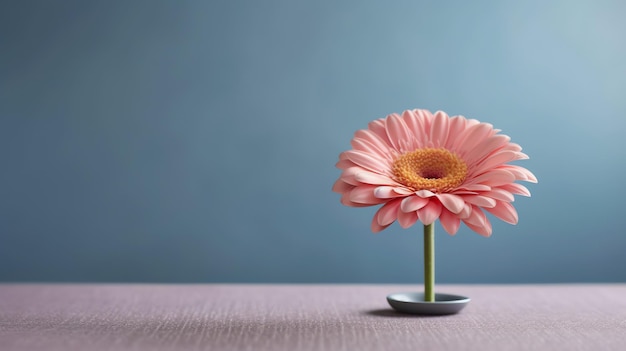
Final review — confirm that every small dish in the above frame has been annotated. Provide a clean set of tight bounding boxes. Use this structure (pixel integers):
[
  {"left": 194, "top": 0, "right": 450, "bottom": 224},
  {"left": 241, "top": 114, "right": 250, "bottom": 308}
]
[{"left": 386, "top": 292, "right": 470, "bottom": 315}]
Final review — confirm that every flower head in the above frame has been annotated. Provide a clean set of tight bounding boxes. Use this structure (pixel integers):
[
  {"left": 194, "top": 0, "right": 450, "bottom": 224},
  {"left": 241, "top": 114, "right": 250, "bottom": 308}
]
[{"left": 332, "top": 109, "right": 537, "bottom": 236}]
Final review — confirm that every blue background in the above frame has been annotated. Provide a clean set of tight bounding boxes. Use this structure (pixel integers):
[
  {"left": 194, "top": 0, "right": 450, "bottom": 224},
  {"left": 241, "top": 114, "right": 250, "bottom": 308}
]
[{"left": 1, "top": 0, "right": 625, "bottom": 283}]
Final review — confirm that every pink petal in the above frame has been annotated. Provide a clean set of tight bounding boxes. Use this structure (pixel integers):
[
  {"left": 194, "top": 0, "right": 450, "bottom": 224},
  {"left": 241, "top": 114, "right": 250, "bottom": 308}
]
[
  {"left": 371, "top": 215, "right": 392, "bottom": 233},
  {"left": 417, "top": 200, "right": 442, "bottom": 225},
  {"left": 456, "top": 184, "right": 492, "bottom": 192},
  {"left": 400, "top": 196, "right": 429, "bottom": 212},
  {"left": 435, "top": 193, "right": 465, "bottom": 214},
  {"left": 499, "top": 183, "right": 531, "bottom": 197},
  {"left": 332, "top": 179, "right": 353, "bottom": 194},
  {"left": 393, "top": 187, "right": 413, "bottom": 195},
  {"left": 354, "top": 170, "right": 400, "bottom": 186},
  {"left": 349, "top": 186, "right": 380, "bottom": 204},
  {"left": 484, "top": 201, "right": 519, "bottom": 225},
  {"left": 452, "top": 122, "right": 494, "bottom": 157},
  {"left": 443, "top": 116, "right": 468, "bottom": 150},
  {"left": 463, "top": 218, "right": 493, "bottom": 237},
  {"left": 468, "top": 169, "right": 516, "bottom": 187},
  {"left": 374, "top": 186, "right": 406, "bottom": 199},
  {"left": 397, "top": 210, "right": 418, "bottom": 228},
  {"left": 502, "top": 142, "right": 523, "bottom": 152},
  {"left": 471, "top": 150, "right": 520, "bottom": 176},
  {"left": 463, "top": 135, "right": 511, "bottom": 165},
  {"left": 463, "top": 195, "right": 497, "bottom": 208},
  {"left": 338, "top": 167, "right": 362, "bottom": 185},
  {"left": 340, "top": 195, "right": 371, "bottom": 208},
  {"left": 335, "top": 158, "right": 355, "bottom": 170},
  {"left": 415, "top": 189, "right": 436, "bottom": 198},
  {"left": 448, "top": 190, "right": 480, "bottom": 195},
  {"left": 413, "top": 109, "right": 433, "bottom": 135},
  {"left": 430, "top": 110, "right": 450, "bottom": 147},
  {"left": 475, "top": 133, "right": 511, "bottom": 153},
  {"left": 353, "top": 129, "right": 393, "bottom": 158},
  {"left": 439, "top": 209, "right": 461, "bottom": 235},
  {"left": 515, "top": 152, "right": 530, "bottom": 160},
  {"left": 376, "top": 199, "right": 402, "bottom": 226},
  {"left": 463, "top": 206, "right": 492, "bottom": 236},
  {"left": 459, "top": 203, "right": 472, "bottom": 219},
  {"left": 401, "top": 110, "right": 423, "bottom": 149},
  {"left": 350, "top": 138, "right": 391, "bottom": 161},
  {"left": 343, "top": 150, "right": 390, "bottom": 174},
  {"left": 367, "top": 118, "right": 389, "bottom": 142},
  {"left": 385, "top": 113, "right": 413, "bottom": 152},
  {"left": 499, "top": 165, "right": 538, "bottom": 183},
  {"left": 463, "top": 205, "right": 487, "bottom": 227},
  {"left": 483, "top": 188, "right": 514, "bottom": 202},
  {"left": 465, "top": 118, "right": 482, "bottom": 129}
]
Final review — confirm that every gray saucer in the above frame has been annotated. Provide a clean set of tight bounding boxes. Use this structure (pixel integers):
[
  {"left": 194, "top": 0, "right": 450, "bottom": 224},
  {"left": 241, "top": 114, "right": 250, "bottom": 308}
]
[{"left": 386, "top": 292, "right": 470, "bottom": 315}]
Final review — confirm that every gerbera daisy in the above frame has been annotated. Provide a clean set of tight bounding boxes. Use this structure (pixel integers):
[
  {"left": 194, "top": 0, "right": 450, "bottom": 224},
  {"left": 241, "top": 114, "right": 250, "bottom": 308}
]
[{"left": 332, "top": 109, "right": 537, "bottom": 237}]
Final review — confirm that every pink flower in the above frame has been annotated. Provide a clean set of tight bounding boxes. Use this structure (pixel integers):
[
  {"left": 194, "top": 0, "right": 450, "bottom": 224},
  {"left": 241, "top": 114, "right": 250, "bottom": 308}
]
[{"left": 332, "top": 109, "right": 537, "bottom": 236}]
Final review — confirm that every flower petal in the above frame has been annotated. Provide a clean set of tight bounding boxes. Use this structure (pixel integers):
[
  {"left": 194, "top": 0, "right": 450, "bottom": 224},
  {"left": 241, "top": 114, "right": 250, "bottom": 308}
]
[
  {"left": 468, "top": 169, "right": 516, "bottom": 187},
  {"left": 463, "top": 205, "right": 487, "bottom": 227},
  {"left": 484, "top": 201, "right": 519, "bottom": 225},
  {"left": 415, "top": 189, "right": 436, "bottom": 198},
  {"left": 471, "top": 150, "right": 520, "bottom": 175},
  {"left": 412, "top": 109, "right": 434, "bottom": 137},
  {"left": 343, "top": 150, "right": 390, "bottom": 174},
  {"left": 482, "top": 188, "right": 515, "bottom": 202},
  {"left": 385, "top": 113, "right": 413, "bottom": 152},
  {"left": 444, "top": 116, "right": 468, "bottom": 150},
  {"left": 463, "top": 218, "right": 493, "bottom": 237},
  {"left": 332, "top": 179, "right": 353, "bottom": 194},
  {"left": 439, "top": 209, "right": 461, "bottom": 235},
  {"left": 499, "top": 165, "right": 538, "bottom": 183},
  {"left": 334, "top": 158, "right": 354, "bottom": 170},
  {"left": 499, "top": 183, "right": 531, "bottom": 197},
  {"left": 455, "top": 184, "right": 492, "bottom": 192},
  {"left": 401, "top": 110, "right": 423, "bottom": 149},
  {"left": 400, "top": 196, "right": 429, "bottom": 212},
  {"left": 338, "top": 167, "right": 362, "bottom": 185},
  {"left": 453, "top": 122, "right": 494, "bottom": 157},
  {"left": 367, "top": 118, "right": 389, "bottom": 142},
  {"left": 463, "top": 206, "right": 492, "bottom": 237},
  {"left": 376, "top": 199, "right": 402, "bottom": 226},
  {"left": 503, "top": 142, "right": 523, "bottom": 152},
  {"left": 371, "top": 215, "right": 392, "bottom": 233},
  {"left": 393, "top": 187, "right": 413, "bottom": 195},
  {"left": 350, "top": 138, "right": 391, "bottom": 161},
  {"left": 417, "top": 200, "right": 442, "bottom": 225},
  {"left": 436, "top": 193, "right": 465, "bottom": 214},
  {"left": 463, "top": 134, "right": 510, "bottom": 165},
  {"left": 463, "top": 195, "right": 497, "bottom": 208},
  {"left": 397, "top": 210, "right": 418, "bottom": 228},
  {"left": 340, "top": 195, "right": 371, "bottom": 208},
  {"left": 353, "top": 129, "right": 394, "bottom": 158},
  {"left": 354, "top": 170, "right": 400, "bottom": 186},
  {"left": 350, "top": 186, "right": 381, "bottom": 204},
  {"left": 430, "top": 110, "right": 450, "bottom": 147},
  {"left": 458, "top": 203, "right": 472, "bottom": 219},
  {"left": 374, "top": 186, "right": 406, "bottom": 199}
]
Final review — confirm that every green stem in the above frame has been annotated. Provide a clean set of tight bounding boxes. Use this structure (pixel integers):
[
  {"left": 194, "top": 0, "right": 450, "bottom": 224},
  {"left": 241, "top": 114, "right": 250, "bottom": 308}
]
[{"left": 424, "top": 223, "right": 435, "bottom": 302}]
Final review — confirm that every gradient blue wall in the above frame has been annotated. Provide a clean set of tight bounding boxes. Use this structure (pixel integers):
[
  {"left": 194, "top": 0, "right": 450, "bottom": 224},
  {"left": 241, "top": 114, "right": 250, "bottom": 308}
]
[{"left": 1, "top": 0, "right": 625, "bottom": 283}]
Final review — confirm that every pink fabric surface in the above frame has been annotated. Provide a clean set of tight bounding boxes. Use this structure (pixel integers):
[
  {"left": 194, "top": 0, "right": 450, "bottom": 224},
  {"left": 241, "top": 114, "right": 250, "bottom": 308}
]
[{"left": 1, "top": 284, "right": 625, "bottom": 351}]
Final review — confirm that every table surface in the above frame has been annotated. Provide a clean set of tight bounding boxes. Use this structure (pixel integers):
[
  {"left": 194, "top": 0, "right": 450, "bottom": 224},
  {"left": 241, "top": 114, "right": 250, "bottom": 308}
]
[{"left": 1, "top": 284, "right": 625, "bottom": 351}]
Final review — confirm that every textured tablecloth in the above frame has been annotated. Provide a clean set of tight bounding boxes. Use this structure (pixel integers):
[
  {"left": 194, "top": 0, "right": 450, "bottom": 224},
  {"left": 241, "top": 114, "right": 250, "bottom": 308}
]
[{"left": 1, "top": 284, "right": 625, "bottom": 351}]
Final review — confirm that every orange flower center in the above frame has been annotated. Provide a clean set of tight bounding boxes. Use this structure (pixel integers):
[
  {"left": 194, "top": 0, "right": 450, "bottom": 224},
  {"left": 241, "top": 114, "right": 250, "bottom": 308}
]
[{"left": 392, "top": 148, "right": 468, "bottom": 192}]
